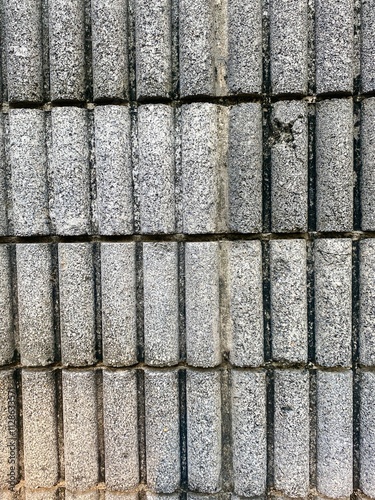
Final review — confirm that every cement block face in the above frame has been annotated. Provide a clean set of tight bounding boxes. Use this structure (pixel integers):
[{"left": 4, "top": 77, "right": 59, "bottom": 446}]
[
  {"left": 0, "top": 371, "right": 18, "bottom": 490},
  {"left": 361, "top": 0, "right": 375, "bottom": 92},
  {"left": 361, "top": 98, "right": 375, "bottom": 230},
  {"left": 0, "top": 246, "right": 14, "bottom": 366},
  {"left": 360, "top": 371, "right": 375, "bottom": 497},
  {"left": 360, "top": 239, "right": 375, "bottom": 365},
  {"left": 0, "top": 117, "right": 7, "bottom": 236}
]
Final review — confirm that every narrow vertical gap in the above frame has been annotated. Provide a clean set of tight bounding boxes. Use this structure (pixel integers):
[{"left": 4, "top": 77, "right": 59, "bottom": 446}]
[
  {"left": 307, "top": 239, "right": 315, "bottom": 364},
  {"left": 309, "top": 369, "right": 317, "bottom": 491},
  {"left": 51, "top": 243, "right": 61, "bottom": 363},
  {"left": 15, "top": 368, "right": 24, "bottom": 491},
  {"left": 136, "top": 242, "right": 144, "bottom": 363},
  {"left": 84, "top": 0, "right": 93, "bottom": 103},
  {"left": 93, "top": 242, "right": 102, "bottom": 363},
  {"left": 0, "top": 0, "right": 8, "bottom": 102},
  {"left": 55, "top": 368, "right": 65, "bottom": 485},
  {"left": 307, "top": 0, "right": 316, "bottom": 95},
  {"left": 41, "top": 0, "right": 50, "bottom": 101},
  {"left": 262, "top": 0, "right": 271, "bottom": 97},
  {"left": 262, "top": 105, "right": 272, "bottom": 234},
  {"left": 3, "top": 112, "right": 12, "bottom": 237},
  {"left": 266, "top": 369, "right": 275, "bottom": 494},
  {"left": 352, "top": 240, "right": 360, "bottom": 492},
  {"left": 179, "top": 369, "right": 188, "bottom": 491},
  {"left": 178, "top": 241, "right": 186, "bottom": 363},
  {"left": 96, "top": 368, "right": 105, "bottom": 485},
  {"left": 174, "top": 105, "right": 183, "bottom": 235},
  {"left": 131, "top": 104, "right": 140, "bottom": 235},
  {"left": 127, "top": 0, "right": 137, "bottom": 102},
  {"left": 353, "top": 0, "right": 361, "bottom": 96},
  {"left": 308, "top": 103, "right": 317, "bottom": 232},
  {"left": 353, "top": 100, "right": 362, "bottom": 231},
  {"left": 137, "top": 369, "right": 147, "bottom": 486},
  {"left": 88, "top": 106, "right": 98, "bottom": 235},
  {"left": 262, "top": 240, "right": 271, "bottom": 363},
  {"left": 9, "top": 243, "right": 19, "bottom": 364},
  {"left": 220, "top": 369, "right": 233, "bottom": 493},
  {"left": 171, "top": 0, "right": 180, "bottom": 99}
]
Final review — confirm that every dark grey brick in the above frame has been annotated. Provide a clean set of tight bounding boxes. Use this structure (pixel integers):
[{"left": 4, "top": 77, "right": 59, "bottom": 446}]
[
  {"left": 361, "top": 0, "right": 375, "bottom": 93},
  {"left": 0, "top": 246, "right": 14, "bottom": 366},
  {"left": 361, "top": 98, "right": 375, "bottom": 230},
  {"left": 360, "top": 239, "right": 375, "bottom": 365},
  {"left": 360, "top": 371, "right": 375, "bottom": 497},
  {"left": 0, "top": 371, "right": 18, "bottom": 491}
]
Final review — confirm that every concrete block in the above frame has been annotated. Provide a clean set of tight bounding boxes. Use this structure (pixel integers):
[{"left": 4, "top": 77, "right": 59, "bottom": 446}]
[
  {"left": 143, "top": 243, "right": 179, "bottom": 366},
  {"left": 9, "top": 109, "right": 49, "bottom": 236},
  {"left": 65, "top": 493, "right": 99, "bottom": 500},
  {"left": 146, "top": 495, "right": 178, "bottom": 500},
  {"left": 95, "top": 106, "right": 133, "bottom": 235},
  {"left": 271, "top": 100, "right": 308, "bottom": 232},
  {"left": 360, "top": 239, "right": 375, "bottom": 365},
  {"left": 0, "top": 246, "right": 14, "bottom": 365},
  {"left": 5, "top": 0, "right": 43, "bottom": 102},
  {"left": 135, "top": 0, "right": 172, "bottom": 98},
  {"left": 314, "top": 239, "right": 352, "bottom": 367},
  {"left": 50, "top": 107, "right": 90, "bottom": 235},
  {"left": 103, "top": 370, "right": 139, "bottom": 490},
  {"left": 274, "top": 370, "right": 309, "bottom": 497},
  {"left": 145, "top": 370, "right": 180, "bottom": 493},
  {"left": 231, "top": 370, "right": 266, "bottom": 496},
  {"left": 16, "top": 244, "right": 54, "bottom": 366},
  {"left": 0, "top": 116, "right": 7, "bottom": 236},
  {"left": 48, "top": 0, "right": 86, "bottom": 100},
  {"left": 228, "top": 103, "right": 262, "bottom": 233},
  {"left": 138, "top": 105, "right": 175, "bottom": 234},
  {"left": 101, "top": 243, "right": 137, "bottom": 367},
  {"left": 91, "top": 0, "right": 128, "bottom": 100},
  {"left": 227, "top": 241, "right": 263, "bottom": 367},
  {"left": 22, "top": 370, "right": 58, "bottom": 488},
  {"left": 59, "top": 243, "right": 96, "bottom": 366},
  {"left": 360, "top": 371, "right": 375, "bottom": 496},
  {"left": 0, "top": 371, "right": 18, "bottom": 491},
  {"left": 316, "top": 99, "right": 353, "bottom": 232},
  {"left": 315, "top": 0, "right": 353, "bottom": 93},
  {"left": 270, "top": 240, "right": 308, "bottom": 363},
  {"left": 106, "top": 495, "right": 138, "bottom": 500},
  {"left": 185, "top": 242, "right": 220, "bottom": 367},
  {"left": 361, "top": 98, "right": 375, "bottom": 230},
  {"left": 316, "top": 371, "right": 353, "bottom": 498},
  {"left": 62, "top": 370, "right": 99, "bottom": 491},
  {"left": 187, "top": 370, "right": 221, "bottom": 493},
  {"left": 361, "top": 0, "right": 375, "bottom": 92},
  {"left": 270, "top": 0, "right": 308, "bottom": 94},
  {"left": 26, "top": 491, "right": 58, "bottom": 500}
]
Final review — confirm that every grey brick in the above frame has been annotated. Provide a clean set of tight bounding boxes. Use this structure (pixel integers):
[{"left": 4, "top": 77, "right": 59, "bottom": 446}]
[
  {"left": 62, "top": 370, "right": 99, "bottom": 492},
  {"left": 231, "top": 370, "right": 266, "bottom": 496},
  {"left": 270, "top": 0, "right": 308, "bottom": 94},
  {"left": 5, "top": 0, "right": 43, "bottom": 102},
  {"left": 315, "top": 239, "right": 352, "bottom": 367},
  {"left": 274, "top": 370, "right": 309, "bottom": 497},
  {"left": 316, "top": 99, "right": 353, "bottom": 232},
  {"left": 101, "top": 243, "right": 137, "bottom": 367},
  {"left": 316, "top": 371, "right": 353, "bottom": 498},
  {"left": 146, "top": 495, "right": 178, "bottom": 500},
  {"left": 227, "top": 0, "right": 262, "bottom": 94},
  {"left": 187, "top": 370, "right": 221, "bottom": 493},
  {"left": 26, "top": 491, "right": 58, "bottom": 500},
  {"left": 143, "top": 243, "right": 179, "bottom": 367},
  {"left": 16, "top": 244, "right": 54, "bottom": 366},
  {"left": 9, "top": 109, "right": 49, "bottom": 236},
  {"left": 360, "top": 371, "right": 375, "bottom": 496},
  {"left": 0, "top": 246, "right": 14, "bottom": 366},
  {"left": 22, "top": 370, "right": 58, "bottom": 488},
  {"left": 227, "top": 241, "right": 263, "bottom": 367},
  {"left": 270, "top": 240, "right": 307, "bottom": 363},
  {"left": 185, "top": 242, "right": 220, "bottom": 368},
  {"left": 315, "top": 0, "right": 353, "bottom": 93},
  {"left": 135, "top": 0, "right": 172, "bottom": 98},
  {"left": 91, "top": 0, "right": 128, "bottom": 100},
  {"left": 361, "top": 0, "right": 375, "bottom": 92},
  {"left": 0, "top": 372, "right": 18, "bottom": 491},
  {"left": 360, "top": 239, "right": 375, "bottom": 365},
  {"left": 0, "top": 116, "right": 7, "bottom": 236},
  {"left": 103, "top": 370, "right": 139, "bottom": 491},
  {"left": 271, "top": 100, "right": 308, "bottom": 232},
  {"left": 361, "top": 98, "right": 375, "bottom": 230},
  {"left": 50, "top": 108, "right": 91, "bottom": 235},
  {"left": 49, "top": 0, "right": 86, "bottom": 100},
  {"left": 95, "top": 106, "right": 133, "bottom": 235},
  {"left": 106, "top": 495, "right": 138, "bottom": 500},
  {"left": 228, "top": 103, "right": 262, "bottom": 233},
  {"left": 65, "top": 493, "right": 99, "bottom": 500},
  {"left": 138, "top": 105, "right": 175, "bottom": 234},
  {"left": 59, "top": 243, "right": 96, "bottom": 366},
  {"left": 145, "top": 370, "right": 180, "bottom": 493}
]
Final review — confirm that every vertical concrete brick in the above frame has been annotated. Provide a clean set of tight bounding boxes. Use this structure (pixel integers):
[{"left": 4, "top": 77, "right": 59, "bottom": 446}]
[
  {"left": 360, "top": 239, "right": 375, "bottom": 365},
  {"left": 185, "top": 242, "right": 220, "bottom": 368},
  {"left": 187, "top": 370, "right": 221, "bottom": 493},
  {"left": 0, "top": 371, "right": 18, "bottom": 491},
  {"left": 59, "top": 243, "right": 96, "bottom": 366},
  {"left": 0, "top": 116, "right": 7, "bottom": 236},
  {"left": 143, "top": 243, "right": 179, "bottom": 367},
  {"left": 103, "top": 370, "right": 139, "bottom": 491},
  {"left": 16, "top": 244, "right": 54, "bottom": 366},
  {"left": 361, "top": 0, "right": 375, "bottom": 93},
  {"left": 315, "top": 239, "right": 352, "bottom": 367},
  {"left": 228, "top": 103, "right": 262, "bottom": 233},
  {"left": 95, "top": 106, "right": 133, "bottom": 235},
  {"left": 360, "top": 371, "right": 375, "bottom": 497},
  {"left": 9, "top": 109, "right": 49, "bottom": 236},
  {"left": 316, "top": 371, "right": 353, "bottom": 498},
  {"left": 361, "top": 98, "right": 375, "bottom": 230},
  {"left": 231, "top": 370, "right": 266, "bottom": 496},
  {"left": 101, "top": 243, "right": 137, "bottom": 367},
  {"left": 0, "top": 246, "right": 14, "bottom": 366}
]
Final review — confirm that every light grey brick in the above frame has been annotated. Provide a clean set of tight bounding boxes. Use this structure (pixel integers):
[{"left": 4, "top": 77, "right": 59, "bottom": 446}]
[
  {"left": 0, "top": 371, "right": 18, "bottom": 491},
  {"left": 101, "top": 243, "right": 137, "bottom": 367},
  {"left": 143, "top": 243, "right": 179, "bottom": 366},
  {"left": 95, "top": 106, "right": 133, "bottom": 235},
  {"left": 0, "top": 246, "right": 14, "bottom": 365},
  {"left": 0, "top": 116, "right": 7, "bottom": 236},
  {"left": 227, "top": 0, "right": 262, "bottom": 94},
  {"left": 227, "top": 241, "right": 263, "bottom": 367},
  {"left": 50, "top": 107, "right": 90, "bottom": 235},
  {"left": 146, "top": 495, "right": 178, "bottom": 500},
  {"left": 274, "top": 370, "right": 309, "bottom": 497},
  {"left": 270, "top": 240, "right": 307, "bottom": 363},
  {"left": 228, "top": 103, "right": 262, "bottom": 233},
  {"left": 65, "top": 493, "right": 99, "bottom": 500},
  {"left": 271, "top": 100, "right": 308, "bottom": 232},
  {"left": 59, "top": 243, "right": 96, "bottom": 366},
  {"left": 361, "top": 98, "right": 375, "bottom": 230},
  {"left": 16, "top": 244, "right": 54, "bottom": 366},
  {"left": 145, "top": 370, "right": 180, "bottom": 493},
  {"left": 62, "top": 370, "right": 99, "bottom": 492},
  {"left": 106, "top": 495, "right": 138, "bottom": 500},
  {"left": 361, "top": 0, "right": 375, "bottom": 92},
  {"left": 231, "top": 370, "right": 267, "bottom": 496},
  {"left": 22, "top": 370, "right": 58, "bottom": 488},
  {"left": 360, "top": 240, "right": 375, "bottom": 365},
  {"left": 26, "top": 491, "right": 58, "bottom": 500},
  {"left": 49, "top": 0, "right": 86, "bottom": 100},
  {"left": 5, "top": 0, "right": 43, "bottom": 102},
  {"left": 360, "top": 371, "right": 375, "bottom": 496},
  {"left": 316, "top": 371, "right": 353, "bottom": 498},
  {"left": 9, "top": 109, "right": 49, "bottom": 236},
  {"left": 315, "top": 239, "right": 352, "bottom": 367},
  {"left": 185, "top": 242, "right": 220, "bottom": 368},
  {"left": 91, "top": 0, "right": 128, "bottom": 100},
  {"left": 187, "top": 370, "right": 221, "bottom": 493},
  {"left": 316, "top": 99, "right": 353, "bottom": 232},
  {"left": 103, "top": 370, "right": 139, "bottom": 491},
  {"left": 315, "top": 0, "right": 353, "bottom": 93},
  {"left": 138, "top": 105, "right": 175, "bottom": 234}
]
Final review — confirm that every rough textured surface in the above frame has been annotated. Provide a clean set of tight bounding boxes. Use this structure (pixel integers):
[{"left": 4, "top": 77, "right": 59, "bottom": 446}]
[
  {"left": 0, "top": 371, "right": 18, "bottom": 490},
  {"left": 360, "top": 239, "right": 375, "bottom": 365},
  {"left": 361, "top": 98, "right": 375, "bottom": 230},
  {"left": 362, "top": 0, "right": 375, "bottom": 92},
  {"left": 360, "top": 371, "right": 375, "bottom": 497},
  {"left": 0, "top": 247, "right": 14, "bottom": 366}
]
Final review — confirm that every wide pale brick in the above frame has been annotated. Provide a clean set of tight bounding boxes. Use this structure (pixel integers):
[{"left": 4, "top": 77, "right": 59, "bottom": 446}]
[{"left": 360, "top": 239, "right": 375, "bottom": 365}]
